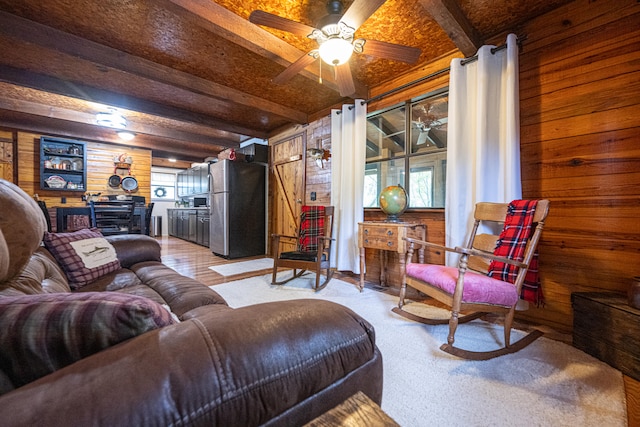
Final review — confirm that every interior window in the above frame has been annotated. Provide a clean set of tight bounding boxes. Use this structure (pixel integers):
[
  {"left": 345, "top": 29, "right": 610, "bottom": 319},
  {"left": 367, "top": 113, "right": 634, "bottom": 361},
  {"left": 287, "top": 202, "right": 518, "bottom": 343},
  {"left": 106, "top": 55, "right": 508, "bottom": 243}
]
[
  {"left": 364, "top": 89, "right": 448, "bottom": 209},
  {"left": 151, "top": 170, "right": 178, "bottom": 201}
]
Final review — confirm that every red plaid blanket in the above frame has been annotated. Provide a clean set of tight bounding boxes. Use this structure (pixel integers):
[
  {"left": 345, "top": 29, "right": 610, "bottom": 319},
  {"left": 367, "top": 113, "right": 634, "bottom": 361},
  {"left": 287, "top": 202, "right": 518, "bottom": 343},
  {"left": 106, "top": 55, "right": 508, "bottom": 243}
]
[
  {"left": 487, "top": 200, "right": 543, "bottom": 305},
  {"left": 298, "top": 206, "right": 325, "bottom": 252}
]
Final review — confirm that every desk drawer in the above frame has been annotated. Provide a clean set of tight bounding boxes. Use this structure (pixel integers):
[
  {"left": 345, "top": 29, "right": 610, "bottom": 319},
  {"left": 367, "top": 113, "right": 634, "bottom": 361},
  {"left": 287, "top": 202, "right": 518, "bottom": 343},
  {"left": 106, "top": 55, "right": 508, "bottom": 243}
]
[{"left": 362, "top": 226, "right": 397, "bottom": 250}]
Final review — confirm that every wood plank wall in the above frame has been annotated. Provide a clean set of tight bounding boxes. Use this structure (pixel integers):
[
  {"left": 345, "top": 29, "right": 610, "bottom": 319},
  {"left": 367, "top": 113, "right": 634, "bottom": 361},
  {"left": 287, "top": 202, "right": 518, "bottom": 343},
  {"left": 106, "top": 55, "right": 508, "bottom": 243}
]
[
  {"left": 516, "top": 0, "right": 640, "bottom": 331},
  {"left": 272, "top": 0, "right": 640, "bottom": 335},
  {"left": 268, "top": 117, "right": 332, "bottom": 212},
  {"left": 0, "top": 130, "right": 15, "bottom": 181},
  {"left": 12, "top": 131, "right": 151, "bottom": 209}
]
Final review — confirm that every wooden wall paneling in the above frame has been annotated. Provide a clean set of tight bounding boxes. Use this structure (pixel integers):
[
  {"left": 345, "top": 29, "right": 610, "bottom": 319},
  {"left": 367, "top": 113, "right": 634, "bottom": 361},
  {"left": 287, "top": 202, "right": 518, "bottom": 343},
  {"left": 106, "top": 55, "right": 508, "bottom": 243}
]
[
  {"left": 625, "top": 374, "right": 640, "bottom": 427},
  {"left": 367, "top": 51, "right": 459, "bottom": 113},
  {"left": 85, "top": 141, "right": 151, "bottom": 203},
  {"left": 0, "top": 129, "right": 14, "bottom": 182},
  {"left": 14, "top": 131, "right": 152, "bottom": 209},
  {"left": 16, "top": 132, "right": 40, "bottom": 197},
  {"left": 304, "top": 115, "right": 332, "bottom": 206},
  {"left": 514, "top": 0, "right": 640, "bottom": 331}
]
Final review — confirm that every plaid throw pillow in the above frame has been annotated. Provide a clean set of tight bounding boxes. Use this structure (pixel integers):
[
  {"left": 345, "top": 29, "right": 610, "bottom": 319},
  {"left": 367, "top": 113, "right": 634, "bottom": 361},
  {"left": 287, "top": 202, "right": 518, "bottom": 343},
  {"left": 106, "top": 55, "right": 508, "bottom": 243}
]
[
  {"left": 0, "top": 292, "right": 176, "bottom": 388},
  {"left": 43, "top": 228, "right": 121, "bottom": 289},
  {"left": 298, "top": 206, "right": 325, "bottom": 252}
]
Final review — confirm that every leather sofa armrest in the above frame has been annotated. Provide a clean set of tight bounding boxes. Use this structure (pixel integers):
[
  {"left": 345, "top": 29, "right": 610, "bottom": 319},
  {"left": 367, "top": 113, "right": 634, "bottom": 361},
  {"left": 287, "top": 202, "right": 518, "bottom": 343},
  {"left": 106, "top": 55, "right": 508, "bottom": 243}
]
[
  {"left": 106, "top": 234, "right": 161, "bottom": 268},
  {"left": 0, "top": 299, "right": 382, "bottom": 426}
]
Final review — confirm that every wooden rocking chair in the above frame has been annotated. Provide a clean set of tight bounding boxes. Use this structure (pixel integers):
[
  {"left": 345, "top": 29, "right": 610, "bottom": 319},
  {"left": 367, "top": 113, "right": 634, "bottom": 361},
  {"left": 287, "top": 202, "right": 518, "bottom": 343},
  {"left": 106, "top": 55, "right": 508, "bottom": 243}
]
[
  {"left": 392, "top": 199, "right": 550, "bottom": 360},
  {"left": 271, "top": 206, "right": 335, "bottom": 291}
]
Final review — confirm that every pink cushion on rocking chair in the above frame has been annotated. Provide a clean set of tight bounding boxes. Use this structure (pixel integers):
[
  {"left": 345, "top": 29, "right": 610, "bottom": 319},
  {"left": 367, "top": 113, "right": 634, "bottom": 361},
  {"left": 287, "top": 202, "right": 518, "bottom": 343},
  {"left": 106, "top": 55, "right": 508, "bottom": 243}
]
[{"left": 405, "top": 264, "right": 519, "bottom": 307}]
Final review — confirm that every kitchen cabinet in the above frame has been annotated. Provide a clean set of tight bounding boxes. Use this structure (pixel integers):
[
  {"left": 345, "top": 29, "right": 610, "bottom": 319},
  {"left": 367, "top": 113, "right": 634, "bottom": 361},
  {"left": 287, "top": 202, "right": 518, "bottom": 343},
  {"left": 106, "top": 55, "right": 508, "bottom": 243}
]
[
  {"left": 177, "top": 163, "right": 209, "bottom": 197},
  {"left": 168, "top": 208, "right": 209, "bottom": 248},
  {"left": 196, "top": 210, "right": 210, "bottom": 247},
  {"left": 39, "top": 137, "right": 86, "bottom": 192}
]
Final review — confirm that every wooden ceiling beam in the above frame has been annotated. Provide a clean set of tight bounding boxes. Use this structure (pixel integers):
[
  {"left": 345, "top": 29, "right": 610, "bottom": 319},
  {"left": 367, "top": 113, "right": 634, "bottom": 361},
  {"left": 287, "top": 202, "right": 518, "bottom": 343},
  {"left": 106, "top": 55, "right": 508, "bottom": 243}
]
[
  {"left": 0, "top": 97, "right": 239, "bottom": 150},
  {"left": 0, "top": 66, "right": 265, "bottom": 141},
  {"left": 419, "top": 0, "right": 484, "bottom": 57},
  {"left": 0, "top": 112, "right": 221, "bottom": 162},
  {"left": 0, "top": 11, "right": 308, "bottom": 125},
  {"left": 164, "top": 0, "right": 369, "bottom": 99}
]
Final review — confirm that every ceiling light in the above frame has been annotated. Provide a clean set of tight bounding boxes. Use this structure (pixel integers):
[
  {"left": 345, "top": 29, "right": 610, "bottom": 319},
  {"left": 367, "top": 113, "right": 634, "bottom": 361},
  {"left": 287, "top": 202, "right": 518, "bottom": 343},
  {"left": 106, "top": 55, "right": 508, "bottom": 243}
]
[
  {"left": 318, "top": 37, "right": 353, "bottom": 66},
  {"left": 117, "top": 131, "right": 136, "bottom": 141},
  {"left": 96, "top": 110, "right": 127, "bottom": 129}
]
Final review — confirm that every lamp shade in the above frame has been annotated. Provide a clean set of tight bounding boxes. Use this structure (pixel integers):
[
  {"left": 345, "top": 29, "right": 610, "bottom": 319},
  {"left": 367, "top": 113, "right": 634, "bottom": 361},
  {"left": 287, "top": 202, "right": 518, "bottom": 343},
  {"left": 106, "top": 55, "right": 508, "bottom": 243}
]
[
  {"left": 117, "top": 131, "right": 136, "bottom": 141},
  {"left": 318, "top": 37, "right": 353, "bottom": 66}
]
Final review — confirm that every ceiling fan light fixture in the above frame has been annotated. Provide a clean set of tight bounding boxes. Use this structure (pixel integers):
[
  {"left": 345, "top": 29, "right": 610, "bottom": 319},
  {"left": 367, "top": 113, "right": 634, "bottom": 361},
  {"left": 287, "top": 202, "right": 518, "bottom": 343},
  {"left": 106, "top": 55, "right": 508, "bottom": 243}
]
[
  {"left": 96, "top": 110, "right": 127, "bottom": 129},
  {"left": 319, "top": 37, "right": 353, "bottom": 65}
]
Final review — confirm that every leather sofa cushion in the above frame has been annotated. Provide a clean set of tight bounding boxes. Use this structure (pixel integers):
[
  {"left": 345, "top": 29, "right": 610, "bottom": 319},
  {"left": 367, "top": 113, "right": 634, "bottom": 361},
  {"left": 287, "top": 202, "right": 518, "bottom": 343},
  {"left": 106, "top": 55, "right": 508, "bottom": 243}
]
[
  {"left": 0, "top": 292, "right": 176, "bottom": 388},
  {"left": 0, "top": 248, "right": 71, "bottom": 296},
  {"left": 43, "top": 229, "right": 121, "bottom": 289}
]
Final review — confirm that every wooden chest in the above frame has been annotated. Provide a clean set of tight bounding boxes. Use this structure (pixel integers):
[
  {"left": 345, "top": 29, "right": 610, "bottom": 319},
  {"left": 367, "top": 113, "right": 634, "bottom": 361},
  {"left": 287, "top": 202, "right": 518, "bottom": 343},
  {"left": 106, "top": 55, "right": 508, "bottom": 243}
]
[{"left": 572, "top": 292, "right": 640, "bottom": 381}]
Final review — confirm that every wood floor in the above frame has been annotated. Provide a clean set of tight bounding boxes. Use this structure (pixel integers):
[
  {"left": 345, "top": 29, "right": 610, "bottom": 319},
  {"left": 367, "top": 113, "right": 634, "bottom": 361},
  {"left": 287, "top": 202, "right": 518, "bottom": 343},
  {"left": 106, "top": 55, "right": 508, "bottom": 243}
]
[
  {"left": 157, "top": 235, "right": 363, "bottom": 288},
  {"left": 158, "top": 235, "right": 271, "bottom": 285}
]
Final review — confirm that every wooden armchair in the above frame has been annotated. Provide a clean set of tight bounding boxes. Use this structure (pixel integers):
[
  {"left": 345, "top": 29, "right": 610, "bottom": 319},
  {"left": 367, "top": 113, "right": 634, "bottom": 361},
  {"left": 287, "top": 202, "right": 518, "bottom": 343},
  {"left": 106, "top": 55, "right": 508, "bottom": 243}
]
[
  {"left": 271, "top": 206, "right": 335, "bottom": 291},
  {"left": 393, "top": 200, "right": 550, "bottom": 360}
]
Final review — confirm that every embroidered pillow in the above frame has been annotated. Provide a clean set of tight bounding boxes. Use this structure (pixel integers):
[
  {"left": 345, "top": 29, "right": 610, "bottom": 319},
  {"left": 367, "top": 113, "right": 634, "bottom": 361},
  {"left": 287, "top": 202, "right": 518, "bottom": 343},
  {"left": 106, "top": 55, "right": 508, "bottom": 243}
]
[
  {"left": 0, "top": 292, "right": 176, "bottom": 388},
  {"left": 43, "top": 228, "right": 121, "bottom": 289}
]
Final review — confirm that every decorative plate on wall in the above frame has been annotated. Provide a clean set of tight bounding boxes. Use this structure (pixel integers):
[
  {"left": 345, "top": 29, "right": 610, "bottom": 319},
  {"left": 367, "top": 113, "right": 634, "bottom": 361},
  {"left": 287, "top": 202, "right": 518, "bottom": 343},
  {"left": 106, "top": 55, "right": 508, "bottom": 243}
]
[
  {"left": 121, "top": 176, "right": 138, "bottom": 192},
  {"left": 108, "top": 174, "right": 122, "bottom": 188}
]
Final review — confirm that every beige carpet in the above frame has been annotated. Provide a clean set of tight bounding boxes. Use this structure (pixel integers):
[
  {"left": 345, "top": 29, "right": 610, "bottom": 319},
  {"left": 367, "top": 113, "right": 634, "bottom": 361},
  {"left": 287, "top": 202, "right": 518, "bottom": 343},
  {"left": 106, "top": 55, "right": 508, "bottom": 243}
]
[{"left": 211, "top": 273, "right": 627, "bottom": 427}]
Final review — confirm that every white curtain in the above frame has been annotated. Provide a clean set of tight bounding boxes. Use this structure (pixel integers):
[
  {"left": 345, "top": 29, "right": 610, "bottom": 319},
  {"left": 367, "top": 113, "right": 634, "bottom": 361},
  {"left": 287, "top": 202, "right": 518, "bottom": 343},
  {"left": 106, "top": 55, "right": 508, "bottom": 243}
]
[
  {"left": 331, "top": 100, "right": 367, "bottom": 273},
  {"left": 445, "top": 33, "right": 522, "bottom": 265}
]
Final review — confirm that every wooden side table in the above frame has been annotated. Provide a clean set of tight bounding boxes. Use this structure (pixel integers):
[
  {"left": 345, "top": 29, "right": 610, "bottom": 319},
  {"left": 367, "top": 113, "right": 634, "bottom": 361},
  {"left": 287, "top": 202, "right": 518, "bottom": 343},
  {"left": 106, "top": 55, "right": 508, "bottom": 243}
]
[
  {"left": 304, "top": 391, "right": 399, "bottom": 427},
  {"left": 358, "top": 221, "right": 426, "bottom": 291}
]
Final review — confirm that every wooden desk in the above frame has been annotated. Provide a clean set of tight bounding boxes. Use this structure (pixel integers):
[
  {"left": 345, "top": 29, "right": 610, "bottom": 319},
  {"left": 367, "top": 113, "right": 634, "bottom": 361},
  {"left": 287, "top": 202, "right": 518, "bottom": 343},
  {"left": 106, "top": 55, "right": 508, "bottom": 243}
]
[
  {"left": 304, "top": 391, "right": 399, "bottom": 427},
  {"left": 358, "top": 221, "right": 426, "bottom": 291}
]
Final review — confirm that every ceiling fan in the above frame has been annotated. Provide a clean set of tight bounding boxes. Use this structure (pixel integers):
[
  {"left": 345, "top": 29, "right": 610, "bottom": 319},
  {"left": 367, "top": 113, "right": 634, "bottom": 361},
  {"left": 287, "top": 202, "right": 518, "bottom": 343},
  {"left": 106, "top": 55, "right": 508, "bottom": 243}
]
[
  {"left": 249, "top": 0, "right": 421, "bottom": 97},
  {"left": 412, "top": 103, "right": 446, "bottom": 147}
]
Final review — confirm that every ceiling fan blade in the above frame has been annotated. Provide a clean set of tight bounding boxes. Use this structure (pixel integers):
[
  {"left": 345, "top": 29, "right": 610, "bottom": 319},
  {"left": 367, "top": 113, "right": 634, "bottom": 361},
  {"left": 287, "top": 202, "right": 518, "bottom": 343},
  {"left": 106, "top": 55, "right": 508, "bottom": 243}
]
[
  {"left": 361, "top": 39, "right": 421, "bottom": 64},
  {"left": 340, "top": 0, "right": 386, "bottom": 31},
  {"left": 334, "top": 63, "right": 356, "bottom": 97},
  {"left": 272, "top": 51, "right": 318, "bottom": 85},
  {"left": 249, "top": 10, "right": 316, "bottom": 37}
]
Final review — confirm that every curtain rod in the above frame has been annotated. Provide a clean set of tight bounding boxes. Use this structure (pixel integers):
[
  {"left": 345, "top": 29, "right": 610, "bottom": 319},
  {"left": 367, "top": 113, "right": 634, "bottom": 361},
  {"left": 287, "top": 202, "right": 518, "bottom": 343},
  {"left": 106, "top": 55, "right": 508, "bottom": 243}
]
[{"left": 364, "top": 38, "right": 517, "bottom": 105}]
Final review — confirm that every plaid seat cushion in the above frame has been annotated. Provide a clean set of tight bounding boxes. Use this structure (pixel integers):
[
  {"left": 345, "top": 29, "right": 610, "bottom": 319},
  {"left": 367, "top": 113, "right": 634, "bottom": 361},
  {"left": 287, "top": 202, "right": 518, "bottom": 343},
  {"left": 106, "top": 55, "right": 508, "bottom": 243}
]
[
  {"left": 0, "top": 292, "right": 176, "bottom": 388},
  {"left": 43, "top": 228, "right": 121, "bottom": 289},
  {"left": 298, "top": 206, "right": 325, "bottom": 252}
]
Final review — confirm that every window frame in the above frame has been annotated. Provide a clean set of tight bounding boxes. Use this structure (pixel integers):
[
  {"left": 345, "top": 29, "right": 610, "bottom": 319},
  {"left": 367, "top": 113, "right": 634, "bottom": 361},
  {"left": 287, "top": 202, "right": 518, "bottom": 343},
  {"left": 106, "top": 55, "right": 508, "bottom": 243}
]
[
  {"left": 364, "top": 87, "right": 449, "bottom": 211},
  {"left": 150, "top": 167, "right": 181, "bottom": 202}
]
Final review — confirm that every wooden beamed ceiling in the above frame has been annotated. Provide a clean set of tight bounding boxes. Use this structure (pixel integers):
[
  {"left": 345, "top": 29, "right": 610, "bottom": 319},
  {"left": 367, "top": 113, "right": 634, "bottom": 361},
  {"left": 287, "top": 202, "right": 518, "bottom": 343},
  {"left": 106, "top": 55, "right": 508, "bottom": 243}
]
[{"left": 0, "top": 0, "right": 574, "bottom": 161}]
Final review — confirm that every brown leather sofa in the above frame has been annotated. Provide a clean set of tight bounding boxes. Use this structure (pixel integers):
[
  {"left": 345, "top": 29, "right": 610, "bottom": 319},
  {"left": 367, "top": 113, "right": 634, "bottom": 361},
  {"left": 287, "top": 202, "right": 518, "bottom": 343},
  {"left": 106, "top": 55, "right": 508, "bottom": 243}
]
[{"left": 0, "top": 179, "right": 383, "bottom": 426}]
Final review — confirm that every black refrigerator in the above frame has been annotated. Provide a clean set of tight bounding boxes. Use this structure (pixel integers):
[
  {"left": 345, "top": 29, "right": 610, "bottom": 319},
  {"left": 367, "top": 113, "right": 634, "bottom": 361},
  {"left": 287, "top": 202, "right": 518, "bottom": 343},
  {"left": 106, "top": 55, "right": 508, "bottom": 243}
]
[{"left": 209, "top": 159, "right": 266, "bottom": 258}]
